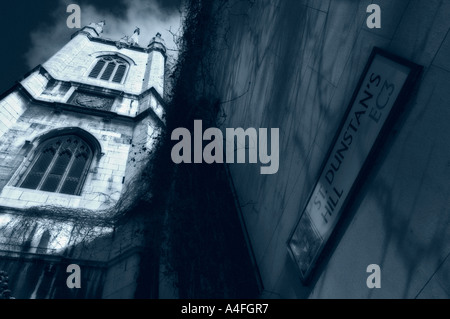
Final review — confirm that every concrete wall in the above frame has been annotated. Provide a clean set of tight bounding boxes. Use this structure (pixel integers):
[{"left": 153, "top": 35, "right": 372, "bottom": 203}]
[{"left": 210, "top": 0, "right": 450, "bottom": 298}]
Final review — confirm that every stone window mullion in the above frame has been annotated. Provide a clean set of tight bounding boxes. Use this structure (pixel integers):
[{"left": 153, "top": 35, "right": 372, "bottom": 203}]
[
  {"left": 55, "top": 143, "right": 80, "bottom": 193},
  {"left": 36, "top": 142, "right": 64, "bottom": 191}
]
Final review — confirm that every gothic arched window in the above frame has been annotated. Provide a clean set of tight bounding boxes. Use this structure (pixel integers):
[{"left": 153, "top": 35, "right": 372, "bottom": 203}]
[
  {"left": 18, "top": 135, "right": 94, "bottom": 195},
  {"left": 88, "top": 56, "right": 129, "bottom": 84}
]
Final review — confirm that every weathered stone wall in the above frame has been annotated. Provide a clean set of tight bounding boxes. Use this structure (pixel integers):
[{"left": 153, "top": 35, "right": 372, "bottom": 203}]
[
  {"left": 0, "top": 23, "right": 167, "bottom": 299},
  {"left": 0, "top": 101, "right": 132, "bottom": 210},
  {"left": 143, "top": 50, "right": 166, "bottom": 97},
  {"left": 43, "top": 32, "right": 149, "bottom": 95}
]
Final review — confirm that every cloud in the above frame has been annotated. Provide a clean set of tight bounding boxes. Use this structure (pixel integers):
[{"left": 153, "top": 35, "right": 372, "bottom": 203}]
[{"left": 25, "top": 0, "right": 182, "bottom": 69}]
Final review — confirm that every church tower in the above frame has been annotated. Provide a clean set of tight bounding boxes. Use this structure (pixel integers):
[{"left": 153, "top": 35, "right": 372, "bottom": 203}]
[{"left": 0, "top": 21, "right": 167, "bottom": 298}]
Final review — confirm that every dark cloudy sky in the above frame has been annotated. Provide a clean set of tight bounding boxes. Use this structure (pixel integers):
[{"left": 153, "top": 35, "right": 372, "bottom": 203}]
[{"left": 0, "top": 0, "right": 183, "bottom": 93}]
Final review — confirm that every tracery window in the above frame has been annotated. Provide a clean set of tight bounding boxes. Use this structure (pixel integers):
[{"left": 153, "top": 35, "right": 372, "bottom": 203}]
[
  {"left": 18, "top": 135, "right": 93, "bottom": 195},
  {"left": 88, "top": 56, "right": 128, "bottom": 84}
]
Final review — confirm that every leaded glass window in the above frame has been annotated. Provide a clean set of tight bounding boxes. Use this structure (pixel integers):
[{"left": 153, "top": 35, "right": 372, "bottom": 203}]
[
  {"left": 19, "top": 135, "right": 93, "bottom": 195},
  {"left": 88, "top": 56, "right": 129, "bottom": 84}
]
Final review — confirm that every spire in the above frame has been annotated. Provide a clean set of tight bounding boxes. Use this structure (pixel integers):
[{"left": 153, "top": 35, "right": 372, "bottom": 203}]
[
  {"left": 119, "top": 27, "right": 141, "bottom": 47},
  {"left": 147, "top": 32, "right": 166, "bottom": 54},
  {"left": 129, "top": 27, "right": 140, "bottom": 45},
  {"left": 87, "top": 20, "right": 106, "bottom": 36}
]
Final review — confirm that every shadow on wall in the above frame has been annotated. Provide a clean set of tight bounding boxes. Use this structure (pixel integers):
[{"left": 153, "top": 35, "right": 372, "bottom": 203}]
[{"left": 208, "top": 0, "right": 450, "bottom": 298}]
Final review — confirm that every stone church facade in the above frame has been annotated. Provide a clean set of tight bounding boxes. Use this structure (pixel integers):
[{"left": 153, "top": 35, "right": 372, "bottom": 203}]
[{"left": 0, "top": 21, "right": 166, "bottom": 298}]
